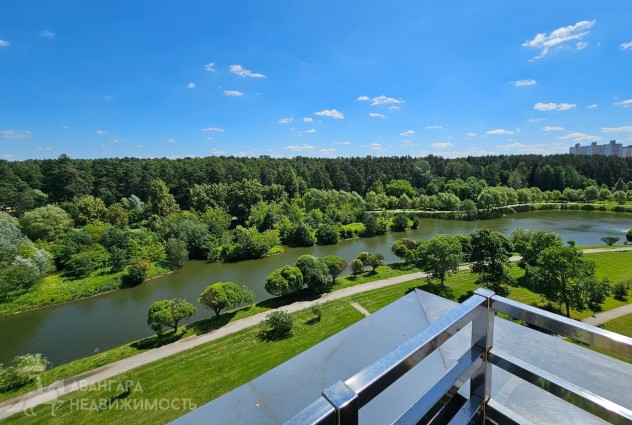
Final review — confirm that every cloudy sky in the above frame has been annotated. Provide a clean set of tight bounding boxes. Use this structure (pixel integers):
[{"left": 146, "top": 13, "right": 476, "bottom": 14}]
[{"left": 1, "top": 0, "right": 631, "bottom": 160}]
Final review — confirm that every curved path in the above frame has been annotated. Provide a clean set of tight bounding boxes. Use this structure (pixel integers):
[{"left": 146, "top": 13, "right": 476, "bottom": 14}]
[{"left": 1, "top": 247, "right": 631, "bottom": 419}]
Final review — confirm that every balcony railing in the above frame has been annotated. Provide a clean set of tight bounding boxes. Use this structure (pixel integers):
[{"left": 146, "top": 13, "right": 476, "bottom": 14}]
[{"left": 283, "top": 288, "right": 632, "bottom": 425}]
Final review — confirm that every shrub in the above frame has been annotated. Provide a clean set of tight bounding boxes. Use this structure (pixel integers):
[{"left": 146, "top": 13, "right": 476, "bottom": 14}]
[
  {"left": 265, "top": 266, "right": 304, "bottom": 296},
  {"left": 263, "top": 311, "right": 295, "bottom": 339},
  {"left": 198, "top": 282, "right": 243, "bottom": 316},
  {"left": 567, "top": 240, "right": 576, "bottom": 247},
  {"left": 146, "top": 298, "right": 196, "bottom": 334},
  {"left": 165, "top": 238, "right": 188, "bottom": 270},
  {"left": 411, "top": 217, "right": 420, "bottom": 229},
  {"left": 283, "top": 222, "right": 316, "bottom": 247},
  {"left": 627, "top": 229, "right": 632, "bottom": 243},
  {"left": 315, "top": 222, "right": 340, "bottom": 245},
  {"left": 613, "top": 282, "right": 628, "bottom": 301},
  {"left": 124, "top": 258, "right": 150, "bottom": 286},
  {"left": 65, "top": 244, "right": 110, "bottom": 277},
  {"left": 390, "top": 214, "right": 409, "bottom": 232},
  {"left": 295, "top": 255, "right": 330, "bottom": 293},
  {"left": 310, "top": 303, "right": 323, "bottom": 321}
]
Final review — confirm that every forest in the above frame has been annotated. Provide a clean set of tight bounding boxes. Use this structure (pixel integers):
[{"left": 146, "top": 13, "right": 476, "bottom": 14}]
[{"left": 2, "top": 153, "right": 632, "bottom": 306}]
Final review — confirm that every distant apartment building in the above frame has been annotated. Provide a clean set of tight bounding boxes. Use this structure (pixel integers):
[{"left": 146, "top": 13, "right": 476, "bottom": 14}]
[{"left": 569, "top": 140, "right": 632, "bottom": 157}]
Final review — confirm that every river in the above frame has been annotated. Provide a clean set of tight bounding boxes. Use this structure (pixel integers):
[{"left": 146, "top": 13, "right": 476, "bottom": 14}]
[{"left": 1, "top": 210, "right": 630, "bottom": 367}]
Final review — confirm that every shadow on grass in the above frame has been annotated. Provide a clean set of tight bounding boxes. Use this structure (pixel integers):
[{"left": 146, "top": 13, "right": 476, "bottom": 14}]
[
  {"left": 406, "top": 282, "right": 456, "bottom": 301},
  {"left": 187, "top": 311, "right": 237, "bottom": 336},
  {"left": 258, "top": 329, "right": 293, "bottom": 342},
  {"left": 130, "top": 331, "right": 185, "bottom": 350},
  {"left": 256, "top": 289, "right": 321, "bottom": 309},
  {"left": 304, "top": 317, "right": 321, "bottom": 326}
]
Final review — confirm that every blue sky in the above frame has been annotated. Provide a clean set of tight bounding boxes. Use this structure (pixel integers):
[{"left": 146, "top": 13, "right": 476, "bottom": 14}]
[{"left": 1, "top": 0, "right": 631, "bottom": 160}]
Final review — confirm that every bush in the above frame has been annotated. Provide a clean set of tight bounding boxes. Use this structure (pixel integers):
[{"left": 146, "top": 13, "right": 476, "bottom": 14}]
[
  {"left": 263, "top": 311, "right": 295, "bottom": 339},
  {"left": 411, "top": 217, "right": 420, "bottom": 229},
  {"left": 283, "top": 222, "right": 316, "bottom": 247},
  {"left": 627, "top": 229, "right": 632, "bottom": 243},
  {"left": 0, "top": 354, "right": 50, "bottom": 392},
  {"left": 390, "top": 214, "right": 409, "bottom": 232},
  {"left": 295, "top": 255, "right": 331, "bottom": 293},
  {"left": 165, "top": 238, "right": 188, "bottom": 270},
  {"left": 613, "top": 282, "right": 628, "bottom": 301},
  {"left": 315, "top": 222, "right": 340, "bottom": 245},
  {"left": 265, "top": 266, "right": 304, "bottom": 296},
  {"left": 65, "top": 244, "right": 110, "bottom": 278},
  {"left": 124, "top": 258, "right": 150, "bottom": 286},
  {"left": 567, "top": 240, "right": 576, "bottom": 247},
  {"left": 310, "top": 303, "right": 323, "bottom": 321}
]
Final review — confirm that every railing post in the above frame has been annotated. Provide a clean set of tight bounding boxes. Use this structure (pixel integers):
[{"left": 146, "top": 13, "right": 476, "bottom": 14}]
[
  {"left": 322, "top": 380, "right": 359, "bottom": 425},
  {"left": 471, "top": 288, "right": 495, "bottom": 421}
]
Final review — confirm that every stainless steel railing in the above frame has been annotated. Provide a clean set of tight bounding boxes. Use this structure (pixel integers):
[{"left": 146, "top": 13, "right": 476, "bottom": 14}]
[{"left": 284, "top": 289, "right": 632, "bottom": 425}]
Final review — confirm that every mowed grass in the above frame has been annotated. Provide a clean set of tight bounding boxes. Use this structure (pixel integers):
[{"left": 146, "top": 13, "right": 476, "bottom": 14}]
[
  {"left": 1, "top": 300, "right": 365, "bottom": 425},
  {"left": 604, "top": 312, "right": 632, "bottom": 338}
]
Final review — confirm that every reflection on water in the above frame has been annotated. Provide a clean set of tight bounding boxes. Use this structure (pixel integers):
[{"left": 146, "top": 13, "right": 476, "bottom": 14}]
[{"left": 0, "top": 210, "right": 630, "bottom": 366}]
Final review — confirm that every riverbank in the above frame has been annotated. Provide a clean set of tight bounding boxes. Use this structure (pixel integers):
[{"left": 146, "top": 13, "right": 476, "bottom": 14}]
[
  {"left": 1, "top": 248, "right": 631, "bottom": 419},
  {"left": 2, "top": 207, "right": 631, "bottom": 319}
]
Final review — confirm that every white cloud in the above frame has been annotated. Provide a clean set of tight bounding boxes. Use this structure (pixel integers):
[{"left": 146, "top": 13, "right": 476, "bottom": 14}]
[
  {"left": 206, "top": 137, "right": 214, "bottom": 141},
  {"left": 522, "top": 20, "right": 596, "bottom": 60},
  {"left": 369, "top": 113, "right": 385, "bottom": 118},
  {"left": 399, "top": 129, "right": 415, "bottom": 136},
  {"left": 576, "top": 41, "right": 588, "bottom": 50},
  {"left": 558, "top": 132, "right": 601, "bottom": 142},
  {"left": 230, "top": 64, "right": 265, "bottom": 78},
  {"left": 370, "top": 95, "right": 405, "bottom": 106},
  {"left": 542, "top": 126, "right": 565, "bottom": 132},
  {"left": 620, "top": 41, "right": 632, "bottom": 50},
  {"left": 534, "top": 102, "right": 576, "bottom": 111},
  {"left": 224, "top": 90, "right": 243, "bottom": 97},
  {"left": 334, "top": 141, "right": 352, "bottom": 145},
  {"left": 2, "top": 130, "right": 31, "bottom": 138},
  {"left": 202, "top": 127, "right": 225, "bottom": 132},
  {"left": 36, "top": 147, "right": 53, "bottom": 151},
  {"left": 315, "top": 109, "right": 344, "bottom": 119},
  {"left": 614, "top": 99, "right": 632, "bottom": 107},
  {"left": 303, "top": 117, "right": 313, "bottom": 123},
  {"left": 426, "top": 125, "right": 443, "bottom": 129},
  {"left": 369, "top": 143, "right": 384, "bottom": 151},
  {"left": 529, "top": 118, "right": 547, "bottom": 122},
  {"left": 136, "top": 145, "right": 142, "bottom": 148},
  {"left": 205, "top": 63, "right": 217, "bottom": 72},
  {"left": 318, "top": 148, "right": 336, "bottom": 155},
  {"left": 168, "top": 138, "right": 177, "bottom": 144},
  {"left": 514, "top": 79, "right": 537, "bottom": 87},
  {"left": 602, "top": 126, "right": 632, "bottom": 133},
  {"left": 466, "top": 132, "right": 477, "bottom": 137},
  {"left": 0, "top": 40, "right": 10, "bottom": 47},
  {"left": 96, "top": 130, "right": 108, "bottom": 135},
  {"left": 278, "top": 117, "right": 293, "bottom": 124},
  {"left": 431, "top": 142, "right": 453, "bottom": 148},
  {"left": 497, "top": 142, "right": 554, "bottom": 154},
  {"left": 40, "top": 30, "right": 56, "bottom": 39},
  {"left": 402, "top": 139, "right": 413, "bottom": 146},
  {"left": 285, "top": 144, "right": 315, "bottom": 151},
  {"left": 112, "top": 138, "right": 120, "bottom": 144},
  {"left": 187, "top": 82, "right": 196, "bottom": 89},
  {"left": 388, "top": 105, "right": 400, "bottom": 111},
  {"left": 356, "top": 96, "right": 369, "bottom": 101},
  {"left": 211, "top": 148, "right": 224, "bottom": 155},
  {"left": 587, "top": 104, "right": 599, "bottom": 109},
  {"left": 304, "top": 129, "right": 316, "bottom": 133},
  {"left": 485, "top": 128, "right": 515, "bottom": 135},
  {"left": 0, "top": 154, "right": 13, "bottom": 159}
]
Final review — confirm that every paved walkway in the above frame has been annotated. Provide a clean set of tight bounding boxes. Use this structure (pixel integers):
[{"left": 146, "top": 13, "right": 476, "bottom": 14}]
[
  {"left": 1, "top": 246, "right": 630, "bottom": 419},
  {"left": 583, "top": 303, "right": 632, "bottom": 326}
]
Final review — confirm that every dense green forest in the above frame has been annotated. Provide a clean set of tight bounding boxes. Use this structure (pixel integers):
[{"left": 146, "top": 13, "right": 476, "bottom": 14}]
[{"left": 2, "top": 153, "right": 632, "bottom": 308}]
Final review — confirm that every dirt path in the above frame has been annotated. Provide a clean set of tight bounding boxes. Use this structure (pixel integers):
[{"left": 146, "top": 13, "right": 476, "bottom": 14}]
[{"left": 1, "top": 247, "right": 629, "bottom": 419}]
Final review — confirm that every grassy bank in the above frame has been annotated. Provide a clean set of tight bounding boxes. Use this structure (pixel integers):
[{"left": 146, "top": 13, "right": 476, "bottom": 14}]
[
  {"left": 1, "top": 301, "right": 365, "bottom": 425},
  {"left": 0, "top": 264, "right": 169, "bottom": 318}
]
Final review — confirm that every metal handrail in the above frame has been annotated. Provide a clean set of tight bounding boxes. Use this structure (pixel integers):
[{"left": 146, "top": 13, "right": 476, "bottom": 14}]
[{"left": 283, "top": 290, "right": 632, "bottom": 425}]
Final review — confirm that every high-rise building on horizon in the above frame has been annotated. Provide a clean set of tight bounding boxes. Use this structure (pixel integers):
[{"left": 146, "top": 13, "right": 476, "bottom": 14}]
[{"left": 569, "top": 140, "right": 632, "bottom": 157}]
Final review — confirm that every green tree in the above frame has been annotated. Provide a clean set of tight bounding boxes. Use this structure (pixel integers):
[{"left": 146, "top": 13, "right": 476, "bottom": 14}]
[
  {"left": 263, "top": 311, "right": 295, "bottom": 339},
  {"left": 19, "top": 205, "right": 73, "bottom": 242},
  {"left": 106, "top": 203, "right": 129, "bottom": 227},
  {"left": 198, "top": 282, "right": 243, "bottom": 316},
  {"left": 350, "top": 259, "right": 364, "bottom": 276},
  {"left": 146, "top": 299, "right": 196, "bottom": 334},
  {"left": 613, "top": 190, "right": 627, "bottom": 206},
  {"left": 315, "top": 222, "right": 340, "bottom": 245},
  {"left": 295, "top": 255, "right": 330, "bottom": 292},
  {"left": 75, "top": 195, "right": 107, "bottom": 225},
  {"left": 0, "top": 354, "right": 50, "bottom": 392},
  {"left": 124, "top": 258, "right": 150, "bottom": 286},
  {"left": 391, "top": 238, "right": 418, "bottom": 263},
  {"left": 600, "top": 236, "right": 620, "bottom": 246},
  {"left": 385, "top": 179, "right": 414, "bottom": 198},
  {"left": 530, "top": 246, "right": 606, "bottom": 317},
  {"left": 583, "top": 186, "right": 599, "bottom": 203},
  {"left": 469, "top": 228, "right": 514, "bottom": 296},
  {"left": 265, "top": 265, "right": 304, "bottom": 296},
  {"left": 165, "top": 238, "right": 188, "bottom": 270},
  {"left": 283, "top": 222, "right": 316, "bottom": 247},
  {"left": 365, "top": 253, "right": 385, "bottom": 273},
  {"left": 627, "top": 229, "right": 632, "bottom": 243},
  {"left": 416, "top": 235, "right": 463, "bottom": 286},
  {"left": 149, "top": 178, "right": 180, "bottom": 217},
  {"left": 323, "top": 255, "right": 347, "bottom": 284},
  {"left": 65, "top": 244, "right": 110, "bottom": 277},
  {"left": 390, "top": 214, "right": 409, "bottom": 232}
]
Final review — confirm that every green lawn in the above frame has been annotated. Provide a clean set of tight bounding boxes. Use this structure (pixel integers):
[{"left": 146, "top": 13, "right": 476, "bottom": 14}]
[
  {"left": 604, "top": 312, "right": 632, "bottom": 338},
  {"left": 1, "top": 301, "right": 365, "bottom": 425}
]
